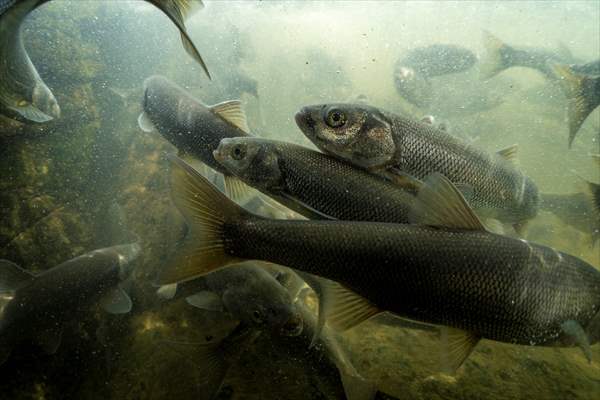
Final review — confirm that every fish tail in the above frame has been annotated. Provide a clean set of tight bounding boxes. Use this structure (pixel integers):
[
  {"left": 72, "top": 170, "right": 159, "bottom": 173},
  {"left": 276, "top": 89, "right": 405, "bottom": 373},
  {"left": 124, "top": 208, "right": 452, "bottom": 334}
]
[
  {"left": 480, "top": 30, "right": 512, "bottom": 80},
  {"left": 156, "top": 154, "right": 249, "bottom": 285},
  {"left": 552, "top": 64, "right": 595, "bottom": 148},
  {"left": 152, "top": 0, "right": 211, "bottom": 79}
]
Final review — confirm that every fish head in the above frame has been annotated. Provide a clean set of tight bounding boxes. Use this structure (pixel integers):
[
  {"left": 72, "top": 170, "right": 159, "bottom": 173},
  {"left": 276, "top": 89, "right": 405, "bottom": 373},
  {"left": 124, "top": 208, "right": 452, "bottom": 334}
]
[
  {"left": 393, "top": 66, "right": 432, "bottom": 108},
  {"left": 221, "top": 272, "right": 303, "bottom": 336},
  {"left": 31, "top": 81, "right": 60, "bottom": 120},
  {"left": 214, "top": 137, "right": 285, "bottom": 192},
  {"left": 295, "top": 103, "right": 396, "bottom": 169}
]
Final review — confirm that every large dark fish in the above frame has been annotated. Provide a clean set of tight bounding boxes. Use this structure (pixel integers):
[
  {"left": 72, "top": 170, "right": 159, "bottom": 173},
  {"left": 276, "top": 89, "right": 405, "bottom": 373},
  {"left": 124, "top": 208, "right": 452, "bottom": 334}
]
[
  {"left": 552, "top": 62, "right": 600, "bottom": 148},
  {"left": 0, "top": 242, "right": 139, "bottom": 365},
  {"left": 0, "top": 0, "right": 209, "bottom": 124},
  {"left": 158, "top": 155, "right": 600, "bottom": 373},
  {"left": 480, "top": 30, "right": 573, "bottom": 80},
  {"left": 213, "top": 137, "right": 415, "bottom": 222},
  {"left": 393, "top": 44, "right": 477, "bottom": 108},
  {"left": 295, "top": 103, "right": 539, "bottom": 228},
  {"left": 157, "top": 262, "right": 303, "bottom": 336},
  {"left": 138, "top": 75, "right": 252, "bottom": 200}
]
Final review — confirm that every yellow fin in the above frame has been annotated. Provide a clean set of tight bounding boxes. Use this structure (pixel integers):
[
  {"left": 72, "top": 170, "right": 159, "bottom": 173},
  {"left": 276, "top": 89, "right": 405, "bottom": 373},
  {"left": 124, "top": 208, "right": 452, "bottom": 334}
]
[
  {"left": 440, "top": 327, "right": 480, "bottom": 375},
  {"left": 409, "top": 173, "right": 486, "bottom": 230},
  {"left": 299, "top": 273, "right": 381, "bottom": 346},
  {"left": 210, "top": 100, "right": 250, "bottom": 133},
  {"left": 158, "top": 155, "right": 247, "bottom": 284},
  {"left": 223, "top": 175, "right": 254, "bottom": 203},
  {"left": 496, "top": 144, "right": 519, "bottom": 166}
]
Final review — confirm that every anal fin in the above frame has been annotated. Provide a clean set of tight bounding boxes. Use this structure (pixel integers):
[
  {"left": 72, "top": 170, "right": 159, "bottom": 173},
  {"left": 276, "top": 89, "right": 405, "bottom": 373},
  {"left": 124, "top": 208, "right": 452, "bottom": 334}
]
[{"left": 440, "top": 327, "right": 480, "bottom": 374}]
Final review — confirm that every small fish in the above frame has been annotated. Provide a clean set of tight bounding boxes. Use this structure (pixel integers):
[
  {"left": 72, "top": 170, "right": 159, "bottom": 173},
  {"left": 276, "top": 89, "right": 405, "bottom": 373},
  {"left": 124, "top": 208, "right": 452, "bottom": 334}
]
[
  {"left": 0, "top": 0, "right": 208, "bottom": 124},
  {"left": 213, "top": 137, "right": 415, "bottom": 222},
  {"left": 480, "top": 30, "right": 574, "bottom": 80},
  {"left": 551, "top": 62, "right": 600, "bottom": 148},
  {"left": 158, "top": 155, "right": 600, "bottom": 373},
  {"left": 157, "top": 262, "right": 303, "bottom": 336},
  {"left": 393, "top": 44, "right": 477, "bottom": 108},
  {"left": 139, "top": 75, "right": 253, "bottom": 201},
  {"left": 0, "top": 242, "right": 139, "bottom": 365},
  {"left": 295, "top": 103, "right": 539, "bottom": 228}
]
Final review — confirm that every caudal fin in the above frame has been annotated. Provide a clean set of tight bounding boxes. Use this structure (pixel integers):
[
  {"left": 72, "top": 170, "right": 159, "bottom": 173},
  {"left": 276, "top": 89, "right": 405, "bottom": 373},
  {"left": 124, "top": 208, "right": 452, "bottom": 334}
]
[
  {"left": 552, "top": 64, "right": 597, "bottom": 148},
  {"left": 151, "top": 0, "right": 211, "bottom": 79},
  {"left": 480, "top": 30, "right": 512, "bottom": 80},
  {"left": 157, "top": 155, "right": 248, "bottom": 285}
]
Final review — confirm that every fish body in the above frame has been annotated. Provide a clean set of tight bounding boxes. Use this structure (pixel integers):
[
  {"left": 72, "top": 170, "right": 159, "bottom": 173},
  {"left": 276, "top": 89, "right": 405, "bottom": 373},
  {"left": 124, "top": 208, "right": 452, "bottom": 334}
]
[
  {"left": 0, "top": 243, "right": 139, "bottom": 364},
  {"left": 0, "top": 0, "right": 59, "bottom": 123},
  {"left": 393, "top": 44, "right": 476, "bottom": 108},
  {"left": 0, "top": 0, "right": 208, "bottom": 123},
  {"left": 158, "top": 262, "right": 303, "bottom": 336},
  {"left": 214, "top": 137, "right": 415, "bottom": 222},
  {"left": 295, "top": 103, "right": 539, "bottom": 225},
  {"left": 161, "top": 157, "right": 600, "bottom": 371},
  {"left": 481, "top": 30, "right": 573, "bottom": 79},
  {"left": 397, "top": 44, "right": 478, "bottom": 78},
  {"left": 140, "top": 75, "right": 250, "bottom": 175}
]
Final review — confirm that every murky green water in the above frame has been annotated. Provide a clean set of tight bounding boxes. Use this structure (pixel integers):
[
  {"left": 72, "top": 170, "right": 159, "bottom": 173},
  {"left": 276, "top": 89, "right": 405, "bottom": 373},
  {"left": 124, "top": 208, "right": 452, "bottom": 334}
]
[{"left": 0, "top": 1, "right": 599, "bottom": 399}]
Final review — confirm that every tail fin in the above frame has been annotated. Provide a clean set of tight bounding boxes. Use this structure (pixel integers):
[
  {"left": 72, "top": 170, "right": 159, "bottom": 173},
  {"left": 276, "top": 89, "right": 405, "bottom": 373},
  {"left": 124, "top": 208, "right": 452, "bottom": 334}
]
[
  {"left": 480, "top": 30, "right": 511, "bottom": 80},
  {"left": 152, "top": 0, "right": 211, "bottom": 79},
  {"left": 552, "top": 64, "right": 596, "bottom": 148},
  {"left": 157, "top": 155, "right": 248, "bottom": 285}
]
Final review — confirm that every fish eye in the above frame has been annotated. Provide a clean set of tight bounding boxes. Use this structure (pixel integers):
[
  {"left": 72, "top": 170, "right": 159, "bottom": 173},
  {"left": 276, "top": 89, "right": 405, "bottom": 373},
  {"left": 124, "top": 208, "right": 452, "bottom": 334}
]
[
  {"left": 232, "top": 144, "right": 247, "bottom": 160},
  {"left": 252, "top": 310, "right": 263, "bottom": 323},
  {"left": 325, "top": 108, "right": 347, "bottom": 128}
]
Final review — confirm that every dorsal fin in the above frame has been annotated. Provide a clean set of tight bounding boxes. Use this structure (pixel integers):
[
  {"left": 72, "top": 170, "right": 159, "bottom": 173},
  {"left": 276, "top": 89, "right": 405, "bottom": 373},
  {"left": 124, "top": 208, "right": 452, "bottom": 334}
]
[
  {"left": 210, "top": 100, "right": 250, "bottom": 133},
  {"left": 496, "top": 144, "right": 519, "bottom": 166},
  {"left": 409, "top": 173, "right": 486, "bottom": 231}
]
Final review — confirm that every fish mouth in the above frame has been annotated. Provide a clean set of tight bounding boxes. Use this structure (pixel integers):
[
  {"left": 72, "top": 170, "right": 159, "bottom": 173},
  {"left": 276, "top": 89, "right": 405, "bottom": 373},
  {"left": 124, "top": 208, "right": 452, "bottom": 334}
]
[
  {"left": 280, "top": 313, "right": 303, "bottom": 337},
  {"left": 213, "top": 138, "right": 234, "bottom": 164},
  {"left": 294, "top": 109, "right": 315, "bottom": 135}
]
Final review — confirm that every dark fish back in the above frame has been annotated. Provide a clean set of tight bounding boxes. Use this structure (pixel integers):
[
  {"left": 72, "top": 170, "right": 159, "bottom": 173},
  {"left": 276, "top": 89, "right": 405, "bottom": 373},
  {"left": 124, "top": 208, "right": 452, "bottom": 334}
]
[{"left": 276, "top": 142, "right": 414, "bottom": 222}]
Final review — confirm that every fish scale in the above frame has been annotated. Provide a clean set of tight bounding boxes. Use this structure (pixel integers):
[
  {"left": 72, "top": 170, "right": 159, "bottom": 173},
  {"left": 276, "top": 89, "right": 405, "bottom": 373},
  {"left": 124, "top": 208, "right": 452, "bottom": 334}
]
[{"left": 223, "top": 219, "right": 600, "bottom": 346}]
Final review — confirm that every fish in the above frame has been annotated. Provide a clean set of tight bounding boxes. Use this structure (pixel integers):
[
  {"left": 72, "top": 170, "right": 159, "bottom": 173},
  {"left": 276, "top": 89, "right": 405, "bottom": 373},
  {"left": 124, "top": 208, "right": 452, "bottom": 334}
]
[
  {"left": 138, "top": 75, "right": 253, "bottom": 201},
  {"left": 551, "top": 62, "right": 600, "bottom": 148},
  {"left": 157, "top": 262, "right": 303, "bottom": 336},
  {"left": 0, "top": 0, "right": 208, "bottom": 124},
  {"left": 393, "top": 44, "right": 477, "bottom": 108},
  {"left": 181, "top": 296, "right": 377, "bottom": 400},
  {"left": 158, "top": 155, "right": 600, "bottom": 373},
  {"left": 480, "top": 30, "right": 573, "bottom": 80},
  {"left": 0, "top": 242, "right": 140, "bottom": 365},
  {"left": 295, "top": 103, "right": 539, "bottom": 228},
  {"left": 213, "top": 137, "right": 415, "bottom": 222}
]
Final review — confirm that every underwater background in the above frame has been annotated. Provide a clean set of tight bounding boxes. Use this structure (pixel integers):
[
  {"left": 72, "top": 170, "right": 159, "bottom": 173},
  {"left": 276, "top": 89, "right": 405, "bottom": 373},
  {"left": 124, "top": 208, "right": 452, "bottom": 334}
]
[{"left": 0, "top": 1, "right": 599, "bottom": 399}]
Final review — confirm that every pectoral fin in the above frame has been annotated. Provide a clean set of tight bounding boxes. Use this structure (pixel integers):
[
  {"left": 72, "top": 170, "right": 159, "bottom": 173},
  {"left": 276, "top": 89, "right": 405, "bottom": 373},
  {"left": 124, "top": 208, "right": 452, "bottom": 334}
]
[
  {"left": 100, "top": 287, "right": 133, "bottom": 314},
  {"left": 186, "top": 291, "right": 224, "bottom": 312},
  {"left": 8, "top": 104, "right": 53, "bottom": 123},
  {"left": 561, "top": 320, "right": 592, "bottom": 362},
  {"left": 339, "top": 369, "right": 377, "bottom": 400},
  {"left": 223, "top": 175, "right": 254, "bottom": 204},
  {"left": 137, "top": 111, "right": 156, "bottom": 133},
  {"left": 156, "top": 283, "right": 178, "bottom": 300},
  {"left": 210, "top": 100, "right": 250, "bottom": 133}
]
